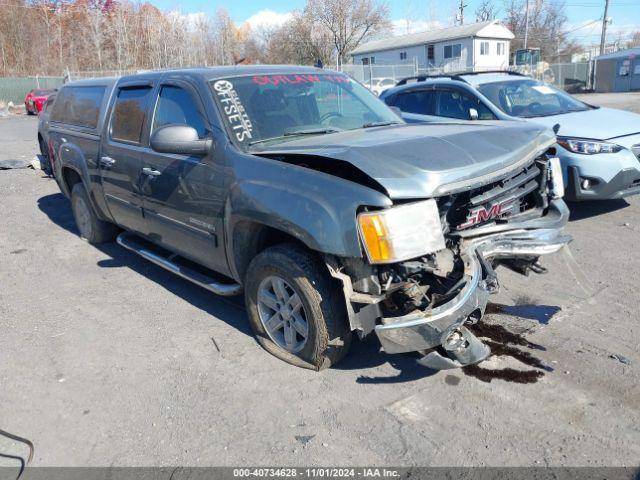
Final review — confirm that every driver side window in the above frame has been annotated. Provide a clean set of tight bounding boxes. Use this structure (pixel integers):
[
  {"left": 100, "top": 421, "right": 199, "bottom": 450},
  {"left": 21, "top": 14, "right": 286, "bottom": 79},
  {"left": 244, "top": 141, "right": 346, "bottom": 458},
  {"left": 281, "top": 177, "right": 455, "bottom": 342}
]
[
  {"left": 153, "top": 85, "right": 206, "bottom": 138},
  {"left": 435, "top": 89, "right": 495, "bottom": 120}
]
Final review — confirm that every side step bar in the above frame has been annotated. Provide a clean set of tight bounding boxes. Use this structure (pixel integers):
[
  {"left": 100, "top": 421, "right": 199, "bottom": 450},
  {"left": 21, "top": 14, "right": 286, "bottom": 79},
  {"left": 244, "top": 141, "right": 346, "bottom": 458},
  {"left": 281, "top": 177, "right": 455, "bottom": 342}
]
[{"left": 116, "top": 232, "right": 242, "bottom": 296}]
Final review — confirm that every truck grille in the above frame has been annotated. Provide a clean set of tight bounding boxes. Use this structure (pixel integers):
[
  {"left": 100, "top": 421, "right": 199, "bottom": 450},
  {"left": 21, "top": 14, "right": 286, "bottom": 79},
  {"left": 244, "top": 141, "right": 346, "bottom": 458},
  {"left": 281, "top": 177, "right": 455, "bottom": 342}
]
[{"left": 441, "top": 161, "right": 545, "bottom": 232}]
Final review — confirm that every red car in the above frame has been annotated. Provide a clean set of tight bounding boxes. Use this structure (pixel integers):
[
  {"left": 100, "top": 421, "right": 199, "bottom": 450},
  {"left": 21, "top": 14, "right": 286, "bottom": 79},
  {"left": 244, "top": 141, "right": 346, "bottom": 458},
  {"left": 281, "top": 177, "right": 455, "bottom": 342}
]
[{"left": 24, "top": 89, "right": 55, "bottom": 115}]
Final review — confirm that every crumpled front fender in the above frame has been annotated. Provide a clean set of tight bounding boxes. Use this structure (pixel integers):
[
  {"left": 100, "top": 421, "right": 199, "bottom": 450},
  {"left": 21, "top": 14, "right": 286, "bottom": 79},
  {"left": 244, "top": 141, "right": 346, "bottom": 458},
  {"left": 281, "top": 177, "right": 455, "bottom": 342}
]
[{"left": 226, "top": 156, "right": 392, "bottom": 259}]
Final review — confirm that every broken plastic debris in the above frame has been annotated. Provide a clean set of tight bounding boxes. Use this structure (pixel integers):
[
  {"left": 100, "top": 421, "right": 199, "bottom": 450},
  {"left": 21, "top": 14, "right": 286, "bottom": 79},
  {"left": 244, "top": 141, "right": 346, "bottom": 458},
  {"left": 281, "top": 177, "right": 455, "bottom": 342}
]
[{"left": 609, "top": 354, "right": 631, "bottom": 365}]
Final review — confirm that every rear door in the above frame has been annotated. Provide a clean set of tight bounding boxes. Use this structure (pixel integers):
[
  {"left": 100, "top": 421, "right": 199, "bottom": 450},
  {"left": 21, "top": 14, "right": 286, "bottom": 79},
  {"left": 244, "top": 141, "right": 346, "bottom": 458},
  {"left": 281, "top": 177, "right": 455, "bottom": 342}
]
[
  {"left": 100, "top": 82, "right": 154, "bottom": 233},
  {"left": 140, "top": 79, "right": 228, "bottom": 273}
]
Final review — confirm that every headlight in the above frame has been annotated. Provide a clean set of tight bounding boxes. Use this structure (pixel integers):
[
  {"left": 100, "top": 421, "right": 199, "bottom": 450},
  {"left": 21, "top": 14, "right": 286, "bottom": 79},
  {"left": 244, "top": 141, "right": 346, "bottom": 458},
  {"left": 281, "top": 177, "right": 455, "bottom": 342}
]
[
  {"left": 548, "top": 157, "right": 564, "bottom": 199},
  {"left": 357, "top": 199, "right": 445, "bottom": 264},
  {"left": 557, "top": 137, "right": 622, "bottom": 155}
]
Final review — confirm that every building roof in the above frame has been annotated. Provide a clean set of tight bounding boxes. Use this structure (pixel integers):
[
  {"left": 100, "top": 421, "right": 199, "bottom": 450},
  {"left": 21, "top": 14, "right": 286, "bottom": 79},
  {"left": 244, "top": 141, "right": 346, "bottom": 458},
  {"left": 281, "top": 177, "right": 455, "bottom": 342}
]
[
  {"left": 350, "top": 20, "right": 514, "bottom": 56},
  {"left": 595, "top": 47, "right": 640, "bottom": 61}
]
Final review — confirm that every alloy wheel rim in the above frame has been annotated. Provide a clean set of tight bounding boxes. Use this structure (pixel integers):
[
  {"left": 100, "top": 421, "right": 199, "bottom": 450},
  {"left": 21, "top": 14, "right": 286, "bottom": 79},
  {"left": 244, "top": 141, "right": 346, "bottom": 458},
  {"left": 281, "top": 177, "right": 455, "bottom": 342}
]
[
  {"left": 257, "top": 275, "right": 309, "bottom": 354},
  {"left": 75, "top": 196, "right": 92, "bottom": 239}
]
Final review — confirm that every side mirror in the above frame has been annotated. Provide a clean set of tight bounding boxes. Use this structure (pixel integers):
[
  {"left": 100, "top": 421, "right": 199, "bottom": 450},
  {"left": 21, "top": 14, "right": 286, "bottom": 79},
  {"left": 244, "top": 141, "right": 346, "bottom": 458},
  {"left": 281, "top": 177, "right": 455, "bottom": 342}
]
[
  {"left": 389, "top": 106, "right": 402, "bottom": 117},
  {"left": 468, "top": 108, "right": 479, "bottom": 121},
  {"left": 150, "top": 124, "right": 212, "bottom": 156}
]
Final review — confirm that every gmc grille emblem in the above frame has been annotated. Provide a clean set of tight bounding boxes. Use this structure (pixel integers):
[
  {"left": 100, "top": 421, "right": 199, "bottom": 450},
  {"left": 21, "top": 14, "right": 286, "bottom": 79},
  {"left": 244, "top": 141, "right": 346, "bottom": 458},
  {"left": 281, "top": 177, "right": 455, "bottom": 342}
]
[{"left": 457, "top": 199, "right": 516, "bottom": 230}]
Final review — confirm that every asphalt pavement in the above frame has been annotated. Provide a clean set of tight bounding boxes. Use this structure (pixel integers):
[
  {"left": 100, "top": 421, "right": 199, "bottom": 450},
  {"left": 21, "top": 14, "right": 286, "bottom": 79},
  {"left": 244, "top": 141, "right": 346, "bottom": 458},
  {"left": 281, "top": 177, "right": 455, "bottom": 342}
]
[{"left": 0, "top": 93, "right": 639, "bottom": 467}]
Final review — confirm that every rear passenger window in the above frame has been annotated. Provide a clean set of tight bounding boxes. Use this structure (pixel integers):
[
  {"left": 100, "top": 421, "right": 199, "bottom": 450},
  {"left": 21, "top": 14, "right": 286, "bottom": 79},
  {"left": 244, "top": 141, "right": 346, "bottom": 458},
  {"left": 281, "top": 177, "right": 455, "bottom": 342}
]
[
  {"left": 111, "top": 86, "right": 153, "bottom": 144},
  {"left": 394, "top": 90, "right": 435, "bottom": 115},
  {"left": 152, "top": 86, "right": 206, "bottom": 138},
  {"left": 50, "top": 86, "right": 105, "bottom": 128}
]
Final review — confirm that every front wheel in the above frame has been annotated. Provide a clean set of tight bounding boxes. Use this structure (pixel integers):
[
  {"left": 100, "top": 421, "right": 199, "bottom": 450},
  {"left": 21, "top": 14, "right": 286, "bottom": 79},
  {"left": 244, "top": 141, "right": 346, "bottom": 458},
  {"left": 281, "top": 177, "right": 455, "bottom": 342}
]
[{"left": 244, "top": 244, "right": 352, "bottom": 370}]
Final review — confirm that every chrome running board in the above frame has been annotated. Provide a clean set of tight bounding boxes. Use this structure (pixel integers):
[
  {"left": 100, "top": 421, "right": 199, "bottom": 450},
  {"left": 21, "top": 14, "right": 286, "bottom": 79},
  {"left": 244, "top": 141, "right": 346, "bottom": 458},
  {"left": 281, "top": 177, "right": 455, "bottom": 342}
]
[{"left": 116, "top": 232, "right": 242, "bottom": 296}]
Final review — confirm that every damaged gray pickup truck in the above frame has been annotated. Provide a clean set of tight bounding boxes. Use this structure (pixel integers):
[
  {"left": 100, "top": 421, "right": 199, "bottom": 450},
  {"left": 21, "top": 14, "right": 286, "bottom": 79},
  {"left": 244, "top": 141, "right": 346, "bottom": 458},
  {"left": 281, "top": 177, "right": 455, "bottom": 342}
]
[{"left": 49, "top": 66, "right": 570, "bottom": 371}]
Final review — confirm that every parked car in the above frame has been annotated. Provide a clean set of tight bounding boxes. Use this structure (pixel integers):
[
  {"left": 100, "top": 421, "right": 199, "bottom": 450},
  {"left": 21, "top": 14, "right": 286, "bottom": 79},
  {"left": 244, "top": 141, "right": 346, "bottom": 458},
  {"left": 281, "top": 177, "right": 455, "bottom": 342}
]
[
  {"left": 24, "top": 88, "right": 56, "bottom": 115},
  {"left": 48, "top": 67, "right": 569, "bottom": 371},
  {"left": 368, "top": 77, "right": 396, "bottom": 96},
  {"left": 37, "top": 92, "right": 57, "bottom": 175},
  {"left": 381, "top": 71, "right": 640, "bottom": 201}
]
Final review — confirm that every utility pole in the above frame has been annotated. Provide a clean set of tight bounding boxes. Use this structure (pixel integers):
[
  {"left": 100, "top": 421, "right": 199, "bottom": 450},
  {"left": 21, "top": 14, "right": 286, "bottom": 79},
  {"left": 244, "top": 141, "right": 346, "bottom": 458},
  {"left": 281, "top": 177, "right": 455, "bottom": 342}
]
[
  {"left": 524, "top": 0, "right": 530, "bottom": 49},
  {"left": 458, "top": 0, "right": 467, "bottom": 25},
  {"left": 599, "top": 0, "right": 610, "bottom": 56}
]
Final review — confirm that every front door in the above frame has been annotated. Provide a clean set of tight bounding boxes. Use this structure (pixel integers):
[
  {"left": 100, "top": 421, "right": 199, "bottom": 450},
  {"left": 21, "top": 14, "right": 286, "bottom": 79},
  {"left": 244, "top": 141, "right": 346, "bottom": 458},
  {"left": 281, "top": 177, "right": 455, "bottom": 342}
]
[
  {"left": 140, "top": 81, "right": 228, "bottom": 273},
  {"left": 100, "top": 84, "right": 154, "bottom": 233},
  {"left": 432, "top": 87, "right": 497, "bottom": 120}
]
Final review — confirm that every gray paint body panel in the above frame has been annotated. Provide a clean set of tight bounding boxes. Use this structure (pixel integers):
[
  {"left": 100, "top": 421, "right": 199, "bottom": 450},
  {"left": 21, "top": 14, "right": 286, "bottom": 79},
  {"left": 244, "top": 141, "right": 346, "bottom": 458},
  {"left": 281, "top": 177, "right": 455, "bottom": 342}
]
[
  {"left": 226, "top": 149, "right": 392, "bottom": 260},
  {"left": 252, "top": 121, "right": 555, "bottom": 199}
]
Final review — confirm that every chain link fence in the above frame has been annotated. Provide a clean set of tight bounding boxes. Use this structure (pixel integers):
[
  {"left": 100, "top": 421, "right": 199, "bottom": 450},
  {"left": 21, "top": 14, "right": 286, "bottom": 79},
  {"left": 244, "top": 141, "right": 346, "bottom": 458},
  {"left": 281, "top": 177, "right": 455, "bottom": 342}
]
[
  {"left": 0, "top": 61, "right": 594, "bottom": 105},
  {"left": 547, "top": 62, "right": 592, "bottom": 93},
  {"left": 341, "top": 62, "right": 593, "bottom": 93},
  {"left": 0, "top": 76, "right": 64, "bottom": 104},
  {"left": 340, "top": 64, "right": 418, "bottom": 88}
]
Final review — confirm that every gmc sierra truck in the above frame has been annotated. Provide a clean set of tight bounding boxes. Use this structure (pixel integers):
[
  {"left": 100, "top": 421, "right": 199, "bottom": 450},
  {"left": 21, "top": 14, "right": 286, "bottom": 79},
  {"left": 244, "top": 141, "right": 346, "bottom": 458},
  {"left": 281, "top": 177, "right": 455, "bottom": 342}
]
[{"left": 48, "top": 66, "right": 570, "bottom": 370}]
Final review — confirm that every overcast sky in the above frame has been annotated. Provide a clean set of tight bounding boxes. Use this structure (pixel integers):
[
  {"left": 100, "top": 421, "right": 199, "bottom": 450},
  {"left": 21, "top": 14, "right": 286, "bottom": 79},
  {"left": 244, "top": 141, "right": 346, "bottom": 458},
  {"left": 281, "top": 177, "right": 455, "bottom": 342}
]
[{"left": 149, "top": 0, "right": 639, "bottom": 46}]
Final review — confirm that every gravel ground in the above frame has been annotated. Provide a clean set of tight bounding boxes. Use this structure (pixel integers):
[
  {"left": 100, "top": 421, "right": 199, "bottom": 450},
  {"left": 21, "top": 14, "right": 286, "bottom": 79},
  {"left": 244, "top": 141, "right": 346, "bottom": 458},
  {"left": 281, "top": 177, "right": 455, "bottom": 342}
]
[{"left": 0, "top": 93, "right": 639, "bottom": 468}]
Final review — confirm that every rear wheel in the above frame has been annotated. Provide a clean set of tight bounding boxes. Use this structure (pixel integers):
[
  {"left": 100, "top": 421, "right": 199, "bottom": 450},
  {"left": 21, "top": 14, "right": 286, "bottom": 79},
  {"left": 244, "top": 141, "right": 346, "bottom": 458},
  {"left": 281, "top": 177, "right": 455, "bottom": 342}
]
[
  {"left": 38, "top": 137, "right": 51, "bottom": 175},
  {"left": 71, "top": 183, "right": 118, "bottom": 244},
  {"left": 244, "top": 244, "right": 352, "bottom": 370}
]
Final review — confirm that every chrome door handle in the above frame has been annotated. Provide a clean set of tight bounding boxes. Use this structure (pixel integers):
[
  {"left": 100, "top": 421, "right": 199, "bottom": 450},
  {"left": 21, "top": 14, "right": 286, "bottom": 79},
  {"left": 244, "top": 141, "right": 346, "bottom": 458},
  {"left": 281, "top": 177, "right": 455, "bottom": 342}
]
[
  {"left": 100, "top": 156, "right": 116, "bottom": 168},
  {"left": 142, "top": 167, "right": 162, "bottom": 177}
]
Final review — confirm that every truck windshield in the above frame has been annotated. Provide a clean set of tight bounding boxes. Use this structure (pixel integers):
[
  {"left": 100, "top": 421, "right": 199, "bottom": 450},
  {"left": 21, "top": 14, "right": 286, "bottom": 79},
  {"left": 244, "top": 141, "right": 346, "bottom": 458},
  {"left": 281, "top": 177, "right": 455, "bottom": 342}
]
[
  {"left": 210, "top": 73, "right": 401, "bottom": 149},
  {"left": 514, "top": 49, "right": 540, "bottom": 65},
  {"left": 477, "top": 79, "right": 591, "bottom": 118}
]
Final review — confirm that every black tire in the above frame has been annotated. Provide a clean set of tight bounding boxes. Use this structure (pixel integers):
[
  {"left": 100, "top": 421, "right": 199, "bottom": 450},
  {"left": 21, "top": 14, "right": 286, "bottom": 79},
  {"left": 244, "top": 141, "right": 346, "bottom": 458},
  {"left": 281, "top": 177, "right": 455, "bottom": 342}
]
[
  {"left": 38, "top": 137, "right": 51, "bottom": 175},
  {"left": 244, "top": 244, "right": 352, "bottom": 370},
  {"left": 71, "top": 183, "right": 118, "bottom": 244}
]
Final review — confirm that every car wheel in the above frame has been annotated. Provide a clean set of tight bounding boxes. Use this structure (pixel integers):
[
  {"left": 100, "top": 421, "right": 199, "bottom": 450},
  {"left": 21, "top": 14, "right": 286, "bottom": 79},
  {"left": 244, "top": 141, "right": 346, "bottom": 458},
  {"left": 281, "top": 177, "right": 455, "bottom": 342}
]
[
  {"left": 38, "top": 137, "right": 51, "bottom": 175},
  {"left": 71, "top": 183, "right": 118, "bottom": 244},
  {"left": 244, "top": 244, "right": 352, "bottom": 370}
]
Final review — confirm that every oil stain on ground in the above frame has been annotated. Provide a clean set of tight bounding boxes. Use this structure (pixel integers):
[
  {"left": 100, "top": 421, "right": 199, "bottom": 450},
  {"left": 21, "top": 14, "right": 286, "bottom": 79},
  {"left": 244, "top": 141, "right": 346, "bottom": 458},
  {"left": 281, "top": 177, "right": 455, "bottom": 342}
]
[
  {"left": 444, "top": 375, "right": 461, "bottom": 386},
  {"left": 462, "top": 308, "right": 556, "bottom": 384}
]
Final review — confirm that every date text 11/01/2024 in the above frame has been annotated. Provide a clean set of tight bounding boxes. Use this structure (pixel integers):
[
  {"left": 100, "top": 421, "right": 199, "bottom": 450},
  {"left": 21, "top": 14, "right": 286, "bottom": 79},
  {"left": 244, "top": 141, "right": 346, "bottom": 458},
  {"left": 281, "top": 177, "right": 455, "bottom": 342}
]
[{"left": 233, "top": 468, "right": 401, "bottom": 477}]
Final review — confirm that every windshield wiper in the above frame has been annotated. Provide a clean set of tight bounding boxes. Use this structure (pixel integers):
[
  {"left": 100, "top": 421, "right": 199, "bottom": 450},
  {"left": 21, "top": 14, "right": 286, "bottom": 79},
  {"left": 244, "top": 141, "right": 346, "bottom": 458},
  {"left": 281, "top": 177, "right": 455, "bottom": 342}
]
[
  {"left": 248, "top": 127, "right": 342, "bottom": 147},
  {"left": 284, "top": 127, "right": 343, "bottom": 136},
  {"left": 361, "top": 121, "right": 400, "bottom": 128}
]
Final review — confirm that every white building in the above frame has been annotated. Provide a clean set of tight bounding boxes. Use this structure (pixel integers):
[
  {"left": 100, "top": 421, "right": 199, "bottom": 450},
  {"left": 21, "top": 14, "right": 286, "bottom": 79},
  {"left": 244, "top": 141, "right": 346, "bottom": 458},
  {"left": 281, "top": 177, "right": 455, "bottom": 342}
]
[{"left": 350, "top": 20, "right": 514, "bottom": 73}]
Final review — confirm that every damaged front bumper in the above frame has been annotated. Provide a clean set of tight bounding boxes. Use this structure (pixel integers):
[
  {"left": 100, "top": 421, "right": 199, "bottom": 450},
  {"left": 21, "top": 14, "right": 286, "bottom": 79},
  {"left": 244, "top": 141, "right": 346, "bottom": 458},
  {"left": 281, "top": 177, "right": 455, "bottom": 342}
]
[{"left": 374, "top": 199, "right": 571, "bottom": 368}]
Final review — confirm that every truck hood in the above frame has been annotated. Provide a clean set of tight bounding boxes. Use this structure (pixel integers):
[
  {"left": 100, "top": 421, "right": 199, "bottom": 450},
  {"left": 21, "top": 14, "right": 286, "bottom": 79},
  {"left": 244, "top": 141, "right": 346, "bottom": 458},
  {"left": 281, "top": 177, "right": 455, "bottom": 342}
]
[
  {"left": 253, "top": 122, "right": 555, "bottom": 199},
  {"left": 527, "top": 107, "right": 640, "bottom": 141}
]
